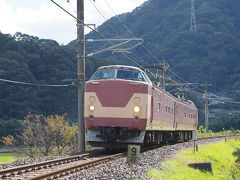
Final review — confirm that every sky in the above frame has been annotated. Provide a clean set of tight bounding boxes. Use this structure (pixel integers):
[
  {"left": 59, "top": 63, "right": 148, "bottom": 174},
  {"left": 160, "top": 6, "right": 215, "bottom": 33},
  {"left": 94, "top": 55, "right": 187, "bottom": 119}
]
[{"left": 0, "top": 0, "right": 147, "bottom": 44}]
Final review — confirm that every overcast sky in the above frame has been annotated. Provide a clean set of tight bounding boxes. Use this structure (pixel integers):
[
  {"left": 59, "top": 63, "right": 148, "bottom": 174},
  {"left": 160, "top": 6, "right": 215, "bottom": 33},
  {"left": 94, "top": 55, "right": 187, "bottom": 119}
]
[{"left": 0, "top": 0, "right": 147, "bottom": 44}]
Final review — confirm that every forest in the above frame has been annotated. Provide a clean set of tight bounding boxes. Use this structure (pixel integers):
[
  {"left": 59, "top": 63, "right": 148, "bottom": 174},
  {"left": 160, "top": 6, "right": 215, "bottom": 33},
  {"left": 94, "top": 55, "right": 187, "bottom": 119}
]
[
  {"left": 0, "top": 32, "right": 114, "bottom": 138},
  {"left": 70, "top": 0, "right": 240, "bottom": 96},
  {"left": 1, "top": 0, "right": 240, "bottom": 138}
]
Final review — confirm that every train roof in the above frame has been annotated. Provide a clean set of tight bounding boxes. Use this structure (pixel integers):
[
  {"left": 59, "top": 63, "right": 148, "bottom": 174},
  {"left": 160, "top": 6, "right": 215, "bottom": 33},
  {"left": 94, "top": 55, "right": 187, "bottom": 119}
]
[{"left": 97, "top": 65, "right": 144, "bottom": 72}]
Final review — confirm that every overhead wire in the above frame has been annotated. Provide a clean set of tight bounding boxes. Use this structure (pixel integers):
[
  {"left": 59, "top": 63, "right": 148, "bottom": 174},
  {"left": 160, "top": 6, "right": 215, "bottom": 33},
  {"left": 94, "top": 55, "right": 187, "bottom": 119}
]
[
  {"left": 89, "top": 0, "right": 108, "bottom": 22},
  {"left": 101, "top": 0, "right": 215, "bottom": 97},
  {"left": 101, "top": 0, "right": 240, "bottom": 107},
  {"left": 90, "top": 0, "right": 176, "bottom": 84},
  {"left": 53, "top": 0, "right": 239, "bottom": 107},
  {"left": 100, "top": 0, "right": 203, "bottom": 94},
  {"left": 50, "top": 0, "right": 143, "bottom": 69},
  {"left": 0, "top": 78, "right": 73, "bottom": 87},
  {"left": 102, "top": 0, "right": 162, "bottom": 63},
  {"left": 88, "top": 0, "right": 144, "bottom": 58}
]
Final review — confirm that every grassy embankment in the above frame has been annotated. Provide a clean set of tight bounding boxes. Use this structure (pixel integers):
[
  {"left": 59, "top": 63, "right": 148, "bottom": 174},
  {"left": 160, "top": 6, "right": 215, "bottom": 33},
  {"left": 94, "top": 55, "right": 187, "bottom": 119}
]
[{"left": 146, "top": 139, "right": 240, "bottom": 179}]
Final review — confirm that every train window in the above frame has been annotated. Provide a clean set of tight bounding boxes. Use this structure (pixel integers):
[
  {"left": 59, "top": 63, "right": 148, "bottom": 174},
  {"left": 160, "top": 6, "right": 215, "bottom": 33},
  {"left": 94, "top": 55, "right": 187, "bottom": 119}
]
[
  {"left": 171, "top": 108, "right": 173, "bottom": 115},
  {"left": 116, "top": 70, "right": 145, "bottom": 81},
  {"left": 158, "top": 94, "right": 161, "bottom": 112},
  {"left": 168, "top": 107, "right": 170, "bottom": 114},
  {"left": 184, "top": 107, "right": 186, "bottom": 118},
  {"left": 165, "top": 106, "right": 168, "bottom": 113},
  {"left": 91, "top": 69, "right": 115, "bottom": 80}
]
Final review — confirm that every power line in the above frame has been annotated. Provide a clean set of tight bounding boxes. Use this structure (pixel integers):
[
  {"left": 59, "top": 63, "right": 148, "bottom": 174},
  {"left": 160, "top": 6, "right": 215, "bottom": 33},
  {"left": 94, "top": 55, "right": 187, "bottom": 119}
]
[
  {"left": 89, "top": 0, "right": 108, "bottom": 21},
  {"left": 53, "top": 0, "right": 239, "bottom": 107},
  {"left": 100, "top": 0, "right": 206, "bottom": 94},
  {"left": 50, "top": 0, "right": 143, "bottom": 69},
  {"left": 167, "top": 67, "right": 205, "bottom": 94},
  {"left": 102, "top": 0, "right": 161, "bottom": 64},
  {"left": 0, "top": 78, "right": 73, "bottom": 87}
]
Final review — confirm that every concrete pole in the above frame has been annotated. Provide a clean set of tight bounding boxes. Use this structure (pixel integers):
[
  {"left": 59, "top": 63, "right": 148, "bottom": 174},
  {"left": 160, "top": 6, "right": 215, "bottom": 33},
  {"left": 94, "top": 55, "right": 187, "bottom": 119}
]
[
  {"left": 159, "top": 61, "right": 165, "bottom": 90},
  {"left": 204, "top": 84, "right": 208, "bottom": 133},
  {"left": 77, "top": 0, "right": 85, "bottom": 153}
]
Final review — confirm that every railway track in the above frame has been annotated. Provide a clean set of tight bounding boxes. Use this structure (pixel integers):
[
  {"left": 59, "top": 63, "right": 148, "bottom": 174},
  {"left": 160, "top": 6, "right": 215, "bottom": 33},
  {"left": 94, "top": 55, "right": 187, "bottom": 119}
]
[
  {"left": 0, "top": 135, "right": 238, "bottom": 180},
  {"left": 0, "top": 150, "right": 125, "bottom": 180}
]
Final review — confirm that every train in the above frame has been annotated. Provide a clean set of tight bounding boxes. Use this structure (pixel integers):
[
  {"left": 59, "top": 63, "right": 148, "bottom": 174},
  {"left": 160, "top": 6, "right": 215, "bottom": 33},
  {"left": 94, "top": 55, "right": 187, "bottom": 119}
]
[{"left": 84, "top": 65, "right": 198, "bottom": 148}]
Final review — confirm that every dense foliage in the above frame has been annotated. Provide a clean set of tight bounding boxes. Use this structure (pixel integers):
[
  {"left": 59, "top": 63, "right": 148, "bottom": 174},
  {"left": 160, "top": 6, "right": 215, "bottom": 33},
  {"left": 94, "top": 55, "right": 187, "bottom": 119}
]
[
  {"left": 0, "top": 32, "right": 114, "bottom": 138},
  {"left": 209, "top": 114, "right": 240, "bottom": 132},
  {"left": 75, "top": 0, "right": 240, "bottom": 94}
]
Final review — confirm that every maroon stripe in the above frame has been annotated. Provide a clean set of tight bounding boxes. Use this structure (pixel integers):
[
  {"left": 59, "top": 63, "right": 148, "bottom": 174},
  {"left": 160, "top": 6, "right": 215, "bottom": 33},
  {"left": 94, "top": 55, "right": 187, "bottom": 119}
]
[{"left": 85, "top": 117, "right": 147, "bottom": 130}]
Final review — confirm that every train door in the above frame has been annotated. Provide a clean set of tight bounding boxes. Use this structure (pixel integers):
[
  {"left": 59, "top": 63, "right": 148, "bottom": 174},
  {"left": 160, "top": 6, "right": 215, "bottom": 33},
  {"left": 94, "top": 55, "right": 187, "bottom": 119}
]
[
  {"left": 173, "top": 102, "right": 176, "bottom": 129},
  {"left": 150, "top": 89, "right": 154, "bottom": 124}
]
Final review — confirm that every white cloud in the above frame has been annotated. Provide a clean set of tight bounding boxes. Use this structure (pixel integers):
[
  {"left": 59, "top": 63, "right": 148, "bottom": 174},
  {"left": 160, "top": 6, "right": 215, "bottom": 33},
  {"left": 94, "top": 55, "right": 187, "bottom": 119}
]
[{"left": 0, "top": 0, "right": 147, "bottom": 44}]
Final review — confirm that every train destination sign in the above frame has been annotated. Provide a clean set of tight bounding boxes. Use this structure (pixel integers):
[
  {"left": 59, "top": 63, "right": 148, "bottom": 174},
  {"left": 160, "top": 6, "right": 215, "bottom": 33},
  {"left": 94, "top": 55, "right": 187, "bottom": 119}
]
[{"left": 127, "top": 145, "right": 140, "bottom": 164}]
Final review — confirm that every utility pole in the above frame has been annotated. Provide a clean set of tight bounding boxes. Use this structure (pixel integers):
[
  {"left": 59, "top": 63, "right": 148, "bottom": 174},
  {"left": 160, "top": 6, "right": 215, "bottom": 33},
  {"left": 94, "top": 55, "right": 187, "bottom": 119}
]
[
  {"left": 204, "top": 84, "right": 208, "bottom": 133},
  {"left": 159, "top": 61, "right": 165, "bottom": 90},
  {"left": 77, "top": 0, "right": 85, "bottom": 153},
  {"left": 144, "top": 61, "right": 166, "bottom": 90},
  {"left": 190, "top": 0, "right": 197, "bottom": 32}
]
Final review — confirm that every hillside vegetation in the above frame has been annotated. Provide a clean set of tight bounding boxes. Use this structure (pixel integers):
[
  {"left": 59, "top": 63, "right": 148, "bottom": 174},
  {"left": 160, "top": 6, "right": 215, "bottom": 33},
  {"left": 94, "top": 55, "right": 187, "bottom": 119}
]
[
  {"left": 70, "top": 0, "right": 240, "bottom": 96},
  {"left": 70, "top": 0, "right": 240, "bottom": 126},
  {"left": 0, "top": 32, "right": 114, "bottom": 138}
]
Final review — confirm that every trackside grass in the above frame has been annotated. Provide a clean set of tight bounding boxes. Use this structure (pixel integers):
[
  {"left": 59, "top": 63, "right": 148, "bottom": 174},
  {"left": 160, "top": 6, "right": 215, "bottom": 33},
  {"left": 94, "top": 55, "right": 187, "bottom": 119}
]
[
  {"left": 146, "top": 139, "right": 240, "bottom": 180},
  {"left": 0, "top": 153, "right": 15, "bottom": 164}
]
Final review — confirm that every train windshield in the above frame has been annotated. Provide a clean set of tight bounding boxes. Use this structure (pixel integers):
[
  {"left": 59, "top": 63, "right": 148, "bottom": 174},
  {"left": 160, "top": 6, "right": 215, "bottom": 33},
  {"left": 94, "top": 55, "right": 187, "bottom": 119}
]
[
  {"left": 90, "top": 69, "right": 146, "bottom": 82},
  {"left": 91, "top": 69, "right": 115, "bottom": 80},
  {"left": 116, "top": 70, "right": 145, "bottom": 81}
]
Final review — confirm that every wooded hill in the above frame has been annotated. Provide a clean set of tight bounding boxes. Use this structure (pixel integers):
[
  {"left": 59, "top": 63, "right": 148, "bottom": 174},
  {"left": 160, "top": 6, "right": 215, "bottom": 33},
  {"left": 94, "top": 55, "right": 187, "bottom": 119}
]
[
  {"left": 0, "top": 32, "right": 114, "bottom": 137},
  {"left": 70, "top": 0, "right": 240, "bottom": 99}
]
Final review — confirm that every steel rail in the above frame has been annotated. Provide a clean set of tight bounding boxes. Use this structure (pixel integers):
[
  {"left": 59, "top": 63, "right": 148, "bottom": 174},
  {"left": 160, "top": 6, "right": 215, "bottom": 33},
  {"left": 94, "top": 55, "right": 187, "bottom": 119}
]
[
  {"left": 197, "top": 134, "right": 240, "bottom": 141},
  {"left": 1, "top": 135, "right": 239, "bottom": 179},
  {"left": 0, "top": 154, "right": 89, "bottom": 178},
  {"left": 27, "top": 135, "right": 240, "bottom": 179},
  {"left": 27, "top": 153, "right": 125, "bottom": 180}
]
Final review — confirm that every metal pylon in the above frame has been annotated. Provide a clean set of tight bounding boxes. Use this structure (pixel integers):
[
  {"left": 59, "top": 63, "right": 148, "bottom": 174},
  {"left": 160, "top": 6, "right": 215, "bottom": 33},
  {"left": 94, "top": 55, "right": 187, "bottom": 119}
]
[{"left": 190, "top": 0, "right": 197, "bottom": 32}]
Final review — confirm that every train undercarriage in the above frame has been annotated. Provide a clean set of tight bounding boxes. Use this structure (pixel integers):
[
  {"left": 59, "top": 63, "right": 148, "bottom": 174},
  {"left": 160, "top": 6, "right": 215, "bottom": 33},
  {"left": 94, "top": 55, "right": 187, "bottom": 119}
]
[{"left": 87, "top": 127, "right": 193, "bottom": 148}]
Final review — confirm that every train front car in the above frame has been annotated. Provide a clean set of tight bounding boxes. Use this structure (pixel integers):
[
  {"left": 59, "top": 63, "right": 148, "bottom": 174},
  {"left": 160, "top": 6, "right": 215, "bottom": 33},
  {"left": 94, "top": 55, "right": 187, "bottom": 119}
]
[{"left": 84, "top": 65, "right": 151, "bottom": 148}]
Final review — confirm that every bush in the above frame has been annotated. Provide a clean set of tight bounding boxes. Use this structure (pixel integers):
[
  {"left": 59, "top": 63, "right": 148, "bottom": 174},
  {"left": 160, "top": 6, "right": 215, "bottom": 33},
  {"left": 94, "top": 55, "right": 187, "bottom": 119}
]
[{"left": 2, "top": 113, "right": 78, "bottom": 157}]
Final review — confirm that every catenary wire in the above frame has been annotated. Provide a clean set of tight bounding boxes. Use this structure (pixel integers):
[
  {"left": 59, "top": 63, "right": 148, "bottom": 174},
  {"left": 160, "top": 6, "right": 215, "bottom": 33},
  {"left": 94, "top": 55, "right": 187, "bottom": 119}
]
[
  {"left": 50, "top": 0, "right": 143, "bottom": 69},
  {"left": 0, "top": 78, "right": 73, "bottom": 87},
  {"left": 58, "top": 0, "right": 240, "bottom": 106},
  {"left": 102, "top": 0, "right": 162, "bottom": 64}
]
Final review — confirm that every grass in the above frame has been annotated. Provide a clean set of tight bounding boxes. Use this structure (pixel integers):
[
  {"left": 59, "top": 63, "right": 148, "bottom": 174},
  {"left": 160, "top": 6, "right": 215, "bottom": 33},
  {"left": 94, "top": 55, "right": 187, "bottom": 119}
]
[
  {"left": 0, "top": 145, "right": 22, "bottom": 164},
  {"left": 0, "top": 153, "right": 15, "bottom": 164},
  {"left": 146, "top": 139, "right": 240, "bottom": 180},
  {"left": 0, "top": 143, "right": 102, "bottom": 164}
]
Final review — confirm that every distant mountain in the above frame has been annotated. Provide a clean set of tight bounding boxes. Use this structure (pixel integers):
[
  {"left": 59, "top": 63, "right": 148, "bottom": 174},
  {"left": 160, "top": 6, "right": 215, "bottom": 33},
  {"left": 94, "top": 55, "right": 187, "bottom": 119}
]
[{"left": 70, "top": 0, "right": 240, "bottom": 96}]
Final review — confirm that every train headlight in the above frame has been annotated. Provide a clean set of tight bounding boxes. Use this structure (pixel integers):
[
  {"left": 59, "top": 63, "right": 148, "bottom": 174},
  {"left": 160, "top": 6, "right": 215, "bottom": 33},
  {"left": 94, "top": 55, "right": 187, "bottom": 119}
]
[
  {"left": 133, "top": 106, "right": 140, "bottom": 113},
  {"left": 89, "top": 105, "right": 95, "bottom": 111}
]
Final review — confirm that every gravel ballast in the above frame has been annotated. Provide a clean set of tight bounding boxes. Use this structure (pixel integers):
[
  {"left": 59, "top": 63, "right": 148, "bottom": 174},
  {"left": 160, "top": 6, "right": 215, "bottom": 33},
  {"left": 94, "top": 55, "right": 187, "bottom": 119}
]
[
  {"left": 69, "top": 138, "right": 227, "bottom": 180},
  {"left": 0, "top": 137, "right": 228, "bottom": 179}
]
